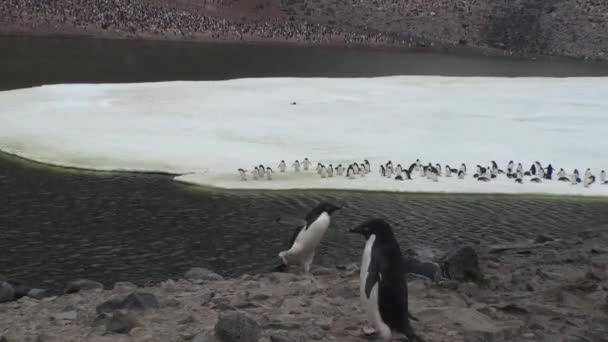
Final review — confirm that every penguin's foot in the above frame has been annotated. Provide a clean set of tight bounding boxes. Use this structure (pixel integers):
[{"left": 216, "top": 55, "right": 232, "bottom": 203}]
[{"left": 363, "top": 327, "right": 377, "bottom": 336}]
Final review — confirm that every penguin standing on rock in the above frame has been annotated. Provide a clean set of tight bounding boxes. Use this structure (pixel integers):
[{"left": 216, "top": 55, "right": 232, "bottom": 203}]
[
  {"left": 350, "top": 219, "right": 424, "bottom": 342},
  {"left": 275, "top": 202, "right": 341, "bottom": 273}
]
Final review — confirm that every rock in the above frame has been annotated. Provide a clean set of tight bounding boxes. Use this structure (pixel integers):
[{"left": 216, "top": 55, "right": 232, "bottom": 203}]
[
  {"left": 440, "top": 246, "right": 483, "bottom": 282},
  {"left": 64, "top": 279, "right": 103, "bottom": 294},
  {"left": 106, "top": 310, "right": 140, "bottom": 334},
  {"left": 493, "top": 303, "right": 529, "bottom": 315},
  {"left": 27, "top": 288, "right": 52, "bottom": 300},
  {"left": 438, "top": 280, "right": 460, "bottom": 290},
  {"left": 122, "top": 292, "right": 160, "bottom": 311},
  {"left": 269, "top": 332, "right": 307, "bottom": 342},
  {"left": 193, "top": 331, "right": 217, "bottom": 342},
  {"left": 113, "top": 282, "right": 138, "bottom": 292},
  {"left": 35, "top": 334, "right": 58, "bottom": 342},
  {"left": 214, "top": 312, "right": 261, "bottom": 342},
  {"left": 6, "top": 279, "right": 31, "bottom": 299},
  {"left": 534, "top": 234, "right": 554, "bottom": 244},
  {"left": 52, "top": 310, "right": 78, "bottom": 321},
  {"left": 404, "top": 258, "right": 441, "bottom": 281},
  {"left": 0, "top": 281, "right": 15, "bottom": 303},
  {"left": 97, "top": 292, "right": 159, "bottom": 314},
  {"left": 129, "top": 327, "right": 153, "bottom": 342},
  {"left": 185, "top": 267, "right": 224, "bottom": 283},
  {"left": 96, "top": 297, "right": 125, "bottom": 314}
]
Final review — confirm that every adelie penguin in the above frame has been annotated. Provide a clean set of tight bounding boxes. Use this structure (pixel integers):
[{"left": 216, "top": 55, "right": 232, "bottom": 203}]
[
  {"left": 544, "top": 164, "right": 554, "bottom": 179},
  {"left": 238, "top": 168, "right": 248, "bottom": 181},
  {"left": 320, "top": 165, "right": 328, "bottom": 179},
  {"left": 251, "top": 167, "right": 259, "bottom": 180},
  {"left": 292, "top": 160, "right": 301, "bottom": 172},
  {"left": 258, "top": 165, "right": 266, "bottom": 178},
  {"left": 275, "top": 202, "right": 341, "bottom": 273},
  {"left": 266, "top": 167, "right": 273, "bottom": 180},
  {"left": 327, "top": 164, "right": 334, "bottom": 177},
  {"left": 347, "top": 164, "right": 357, "bottom": 179},
  {"left": 278, "top": 160, "right": 286, "bottom": 172},
  {"left": 336, "top": 164, "right": 344, "bottom": 176},
  {"left": 364, "top": 160, "right": 371, "bottom": 174},
  {"left": 601, "top": 170, "right": 607, "bottom": 184},
  {"left": 303, "top": 158, "right": 312, "bottom": 171},
  {"left": 350, "top": 219, "right": 423, "bottom": 342}
]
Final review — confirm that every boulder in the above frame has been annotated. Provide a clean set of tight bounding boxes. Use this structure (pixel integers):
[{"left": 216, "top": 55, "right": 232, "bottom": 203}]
[
  {"left": 64, "top": 279, "right": 103, "bottom": 294},
  {"left": 0, "top": 281, "right": 15, "bottom": 303},
  {"left": 440, "top": 246, "right": 483, "bottom": 282},
  {"left": 185, "top": 267, "right": 224, "bottom": 283},
  {"left": 403, "top": 257, "right": 441, "bottom": 281},
  {"left": 214, "top": 312, "right": 261, "bottom": 342},
  {"left": 5, "top": 279, "right": 30, "bottom": 299}
]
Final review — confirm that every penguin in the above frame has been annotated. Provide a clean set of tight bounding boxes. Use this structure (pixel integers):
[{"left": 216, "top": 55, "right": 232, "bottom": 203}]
[
  {"left": 515, "top": 178, "right": 523, "bottom": 184},
  {"left": 395, "top": 164, "right": 403, "bottom": 176},
  {"left": 402, "top": 170, "right": 412, "bottom": 180},
  {"left": 530, "top": 164, "right": 537, "bottom": 176},
  {"left": 238, "top": 168, "right": 247, "bottom": 181},
  {"left": 303, "top": 158, "right": 312, "bottom": 171},
  {"left": 278, "top": 160, "right": 287, "bottom": 172},
  {"left": 428, "top": 169, "right": 438, "bottom": 182},
  {"left": 516, "top": 163, "right": 523, "bottom": 174},
  {"left": 379, "top": 165, "right": 386, "bottom": 177},
  {"left": 353, "top": 163, "right": 361, "bottom": 175},
  {"left": 419, "top": 165, "right": 427, "bottom": 178},
  {"left": 460, "top": 163, "right": 467, "bottom": 175},
  {"left": 473, "top": 165, "right": 481, "bottom": 178},
  {"left": 258, "top": 165, "right": 266, "bottom": 178},
  {"left": 435, "top": 163, "right": 442, "bottom": 176},
  {"left": 515, "top": 171, "right": 523, "bottom": 183},
  {"left": 601, "top": 170, "right": 606, "bottom": 183},
  {"left": 574, "top": 169, "right": 580, "bottom": 178},
  {"left": 415, "top": 159, "right": 421, "bottom": 171},
  {"left": 491, "top": 161, "right": 498, "bottom": 171},
  {"left": 336, "top": 164, "right": 344, "bottom": 176},
  {"left": 395, "top": 175, "right": 404, "bottom": 181},
  {"left": 584, "top": 175, "right": 595, "bottom": 188},
  {"left": 558, "top": 176, "right": 570, "bottom": 182},
  {"left": 349, "top": 219, "right": 423, "bottom": 342},
  {"left": 293, "top": 160, "right": 301, "bottom": 172},
  {"left": 557, "top": 168, "right": 566, "bottom": 179},
  {"left": 445, "top": 165, "right": 452, "bottom": 177},
  {"left": 358, "top": 163, "right": 366, "bottom": 177},
  {"left": 544, "top": 164, "right": 554, "bottom": 180},
  {"left": 457, "top": 170, "right": 465, "bottom": 179},
  {"left": 316, "top": 163, "right": 323, "bottom": 175},
  {"left": 536, "top": 162, "right": 545, "bottom": 179},
  {"left": 477, "top": 177, "right": 490, "bottom": 182},
  {"left": 585, "top": 168, "right": 592, "bottom": 180},
  {"left": 507, "top": 161, "right": 514, "bottom": 174},
  {"left": 364, "top": 160, "right": 371, "bottom": 174},
  {"left": 570, "top": 173, "right": 579, "bottom": 185},
  {"left": 385, "top": 162, "right": 394, "bottom": 178},
  {"left": 450, "top": 166, "right": 458, "bottom": 173},
  {"left": 530, "top": 177, "right": 542, "bottom": 183},
  {"left": 276, "top": 202, "right": 341, "bottom": 273},
  {"left": 266, "top": 167, "right": 273, "bottom": 180},
  {"left": 347, "top": 165, "right": 357, "bottom": 179},
  {"left": 251, "top": 167, "right": 259, "bottom": 180},
  {"left": 320, "top": 165, "right": 328, "bottom": 178},
  {"left": 408, "top": 163, "right": 417, "bottom": 176},
  {"left": 328, "top": 164, "right": 334, "bottom": 177},
  {"left": 524, "top": 171, "right": 531, "bottom": 177}
]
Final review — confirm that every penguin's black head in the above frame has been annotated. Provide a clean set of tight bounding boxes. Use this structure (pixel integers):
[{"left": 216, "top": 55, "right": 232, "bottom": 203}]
[
  {"left": 317, "top": 201, "right": 342, "bottom": 215},
  {"left": 349, "top": 219, "right": 393, "bottom": 239}
]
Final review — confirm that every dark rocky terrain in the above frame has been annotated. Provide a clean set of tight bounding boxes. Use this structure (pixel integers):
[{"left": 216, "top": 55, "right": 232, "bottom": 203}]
[
  {"left": 1, "top": 227, "right": 607, "bottom": 342},
  {"left": 1, "top": 0, "right": 607, "bottom": 60}
]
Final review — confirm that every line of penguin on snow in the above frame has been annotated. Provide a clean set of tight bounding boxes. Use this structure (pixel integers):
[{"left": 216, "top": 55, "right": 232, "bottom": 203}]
[
  {"left": 274, "top": 201, "right": 422, "bottom": 341},
  {"left": 239, "top": 158, "right": 607, "bottom": 188}
]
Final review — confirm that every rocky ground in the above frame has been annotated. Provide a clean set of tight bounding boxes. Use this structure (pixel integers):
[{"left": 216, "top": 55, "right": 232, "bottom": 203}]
[
  {"left": 1, "top": 0, "right": 607, "bottom": 60},
  {"left": 1, "top": 226, "right": 607, "bottom": 342}
]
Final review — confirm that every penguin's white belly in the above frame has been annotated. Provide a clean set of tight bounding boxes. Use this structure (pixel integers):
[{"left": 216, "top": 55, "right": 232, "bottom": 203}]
[
  {"left": 283, "top": 213, "right": 330, "bottom": 264},
  {"left": 360, "top": 234, "right": 391, "bottom": 340}
]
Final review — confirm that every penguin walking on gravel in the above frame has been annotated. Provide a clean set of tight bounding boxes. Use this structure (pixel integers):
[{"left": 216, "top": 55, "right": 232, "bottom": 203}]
[
  {"left": 276, "top": 202, "right": 341, "bottom": 273},
  {"left": 349, "top": 219, "right": 424, "bottom": 342}
]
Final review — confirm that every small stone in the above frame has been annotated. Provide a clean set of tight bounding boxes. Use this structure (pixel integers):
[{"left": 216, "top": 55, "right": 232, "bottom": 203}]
[
  {"left": 106, "top": 310, "right": 140, "bottom": 334},
  {"left": 122, "top": 292, "right": 160, "bottom": 311},
  {"left": 215, "top": 312, "right": 260, "bottom": 342},
  {"left": 35, "top": 333, "right": 57, "bottom": 342},
  {"left": 486, "top": 261, "right": 500, "bottom": 269},
  {"left": 185, "top": 268, "right": 224, "bottom": 283},
  {"left": 27, "top": 288, "right": 52, "bottom": 300},
  {"left": 52, "top": 310, "right": 77, "bottom": 321},
  {"left": 534, "top": 235, "right": 554, "bottom": 244},
  {"left": 129, "top": 327, "right": 153, "bottom": 342},
  {"left": 438, "top": 280, "right": 459, "bottom": 290},
  {"left": 523, "top": 332, "right": 535, "bottom": 338},
  {"left": 64, "top": 279, "right": 103, "bottom": 294},
  {"left": 0, "top": 281, "right": 15, "bottom": 303},
  {"left": 113, "top": 282, "right": 138, "bottom": 292}
]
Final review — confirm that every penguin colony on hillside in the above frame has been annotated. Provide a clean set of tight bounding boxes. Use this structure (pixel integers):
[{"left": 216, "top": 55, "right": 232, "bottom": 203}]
[
  {"left": 239, "top": 158, "right": 607, "bottom": 188},
  {"left": 275, "top": 201, "right": 423, "bottom": 341}
]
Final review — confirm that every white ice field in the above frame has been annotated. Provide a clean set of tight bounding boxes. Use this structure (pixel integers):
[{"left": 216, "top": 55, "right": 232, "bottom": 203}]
[{"left": 0, "top": 76, "right": 607, "bottom": 196}]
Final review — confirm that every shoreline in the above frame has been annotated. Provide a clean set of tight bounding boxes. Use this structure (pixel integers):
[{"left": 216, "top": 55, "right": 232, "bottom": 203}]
[{"left": 1, "top": 232, "right": 607, "bottom": 341}]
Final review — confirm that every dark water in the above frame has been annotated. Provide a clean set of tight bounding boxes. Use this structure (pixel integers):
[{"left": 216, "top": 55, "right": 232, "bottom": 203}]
[
  {"left": 1, "top": 36, "right": 608, "bottom": 289},
  {"left": 2, "top": 36, "right": 608, "bottom": 91},
  {"left": 2, "top": 154, "right": 608, "bottom": 289}
]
